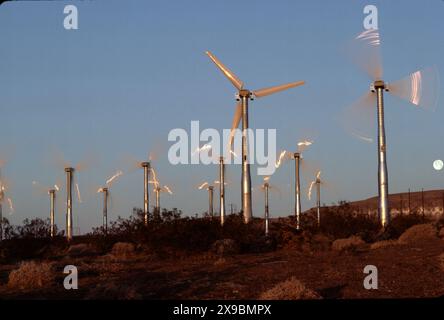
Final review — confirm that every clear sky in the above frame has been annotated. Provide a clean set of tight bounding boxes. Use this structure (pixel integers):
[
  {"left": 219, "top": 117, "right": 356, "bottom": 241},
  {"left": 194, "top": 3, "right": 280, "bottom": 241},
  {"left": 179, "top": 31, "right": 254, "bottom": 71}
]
[{"left": 1, "top": 0, "right": 443, "bottom": 233}]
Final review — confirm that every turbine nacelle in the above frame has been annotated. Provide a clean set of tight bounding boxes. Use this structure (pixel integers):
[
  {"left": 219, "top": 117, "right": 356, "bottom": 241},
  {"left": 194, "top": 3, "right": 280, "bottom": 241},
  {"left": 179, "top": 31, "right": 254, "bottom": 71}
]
[{"left": 370, "top": 80, "right": 389, "bottom": 92}]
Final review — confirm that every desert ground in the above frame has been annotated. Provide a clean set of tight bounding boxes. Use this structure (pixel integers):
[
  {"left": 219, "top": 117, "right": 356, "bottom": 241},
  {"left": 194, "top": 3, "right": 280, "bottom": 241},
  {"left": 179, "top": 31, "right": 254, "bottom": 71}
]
[{"left": 1, "top": 206, "right": 444, "bottom": 300}]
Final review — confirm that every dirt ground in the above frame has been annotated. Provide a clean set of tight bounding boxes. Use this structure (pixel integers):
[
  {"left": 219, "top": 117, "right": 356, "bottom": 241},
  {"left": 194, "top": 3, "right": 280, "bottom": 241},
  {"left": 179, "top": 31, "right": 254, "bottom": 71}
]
[{"left": 1, "top": 236, "right": 443, "bottom": 299}]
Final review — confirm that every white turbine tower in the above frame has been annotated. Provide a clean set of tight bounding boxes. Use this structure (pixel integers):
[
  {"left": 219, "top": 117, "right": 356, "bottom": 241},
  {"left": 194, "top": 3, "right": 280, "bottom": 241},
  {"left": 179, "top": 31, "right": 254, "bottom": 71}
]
[{"left": 206, "top": 51, "right": 305, "bottom": 224}]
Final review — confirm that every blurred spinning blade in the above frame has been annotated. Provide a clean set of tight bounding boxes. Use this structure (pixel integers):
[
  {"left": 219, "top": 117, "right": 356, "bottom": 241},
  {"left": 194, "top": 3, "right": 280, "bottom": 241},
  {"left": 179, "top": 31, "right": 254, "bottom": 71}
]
[
  {"left": 346, "top": 28, "right": 383, "bottom": 81},
  {"left": 228, "top": 102, "right": 242, "bottom": 148},
  {"left": 341, "top": 92, "right": 375, "bottom": 143},
  {"left": 388, "top": 66, "right": 440, "bottom": 111}
]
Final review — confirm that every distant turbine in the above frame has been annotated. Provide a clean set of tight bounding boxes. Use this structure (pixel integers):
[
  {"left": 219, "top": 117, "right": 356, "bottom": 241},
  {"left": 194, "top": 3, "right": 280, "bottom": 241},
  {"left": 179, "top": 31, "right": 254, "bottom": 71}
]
[
  {"left": 206, "top": 51, "right": 305, "bottom": 224},
  {"left": 308, "top": 171, "right": 322, "bottom": 228},
  {"left": 141, "top": 162, "right": 151, "bottom": 226},
  {"left": 65, "top": 167, "right": 75, "bottom": 241},
  {"left": 198, "top": 182, "right": 214, "bottom": 218},
  {"left": 98, "top": 187, "right": 109, "bottom": 234},
  {"left": 292, "top": 140, "right": 314, "bottom": 230},
  {"left": 48, "top": 189, "right": 56, "bottom": 238}
]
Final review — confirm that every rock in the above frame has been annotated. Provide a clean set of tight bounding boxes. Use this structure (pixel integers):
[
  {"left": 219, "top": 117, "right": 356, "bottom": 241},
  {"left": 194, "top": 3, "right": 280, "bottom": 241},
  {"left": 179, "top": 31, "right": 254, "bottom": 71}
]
[
  {"left": 438, "top": 227, "right": 444, "bottom": 239},
  {"left": 111, "top": 242, "right": 136, "bottom": 260},
  {"left": 259, "top": 277, "right": 321, "bottom": 300},
  {"left": 67, "top": 243, "right": 97, "bottom": 257},
  {"left": 332, "top": 236, "right": 365, "bottom": 252},
  {"left": 398, "top": 224, "right": 438, "bottom": 244},
  {"left": 370, "top": 239, "right": 399, "bottom": 250},
  {"left": 211, "top": 239, "right": 239, "bottom": 256}
]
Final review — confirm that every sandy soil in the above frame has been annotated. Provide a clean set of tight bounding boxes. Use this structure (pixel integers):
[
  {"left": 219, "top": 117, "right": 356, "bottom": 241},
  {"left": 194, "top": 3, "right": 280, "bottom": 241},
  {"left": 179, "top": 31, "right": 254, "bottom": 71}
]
[{"left": 1, "top": 237, "right": 443, "bottom": 300}]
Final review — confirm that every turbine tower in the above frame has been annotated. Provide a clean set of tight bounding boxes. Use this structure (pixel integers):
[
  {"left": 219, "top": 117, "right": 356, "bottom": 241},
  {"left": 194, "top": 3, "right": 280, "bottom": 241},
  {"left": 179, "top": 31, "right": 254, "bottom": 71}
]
[
  {"left": 99, "top": 187, "right": 109, "bottom": 234},
  {"left": 141, "top": 162, "right": 150, "bottom": 226},
  {"left": 49, "top": 189, "right": 56, "bottom": 238},
  {"left": 0, "top": 184, "right": 3, "bottom": 241},
  {"left": 344, "top": 28, "right": 439, "bottom": 228},
  {"left": 308, "top": 171, "right": 322, "bottom": 228},
  {"left": 315, "top": 175, "right": 321, "bottom": 228},
  {"left": 65, "top": 167, "right": 74, "bottom": 241},
  {"left": 264, "top": 182, "right": 270, "bottom": 236},
  {"left": 219, "top": 156, "right": 226, "bottom": 226},
  {"left": 293, "top": 152, "right": 302, "bottom": 229},
  {"left": 206, "top": 51, "right": 305, "bottom": 224},
  {"left": 208, "top": 186, "right": 214, "bottom": 218}
]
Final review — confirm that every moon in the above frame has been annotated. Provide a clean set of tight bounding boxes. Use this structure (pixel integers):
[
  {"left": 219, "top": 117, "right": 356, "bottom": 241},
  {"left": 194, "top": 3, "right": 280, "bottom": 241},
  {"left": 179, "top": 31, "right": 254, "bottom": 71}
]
[{"left": 433, "top": 159, "right": 443, "bottom": 171}]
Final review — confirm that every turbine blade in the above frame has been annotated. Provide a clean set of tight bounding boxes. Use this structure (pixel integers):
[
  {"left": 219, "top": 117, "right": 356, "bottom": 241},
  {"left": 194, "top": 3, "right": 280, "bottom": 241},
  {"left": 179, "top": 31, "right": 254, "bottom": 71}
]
[
  {"left": 345, "top": 29, "right": 383, "bottom": 81},
  {"left": 228, "top": 102, "right": 242, "bottom": 147},
  {"left": 205, "top": 51, "right": 244, "bottom": 90},
  {"left": 387, "top": 66, "right": 440, "bottom": 111},
  {"left": 341, "top": 92, "right": 375, "bottom": 143},
  {"left": 253, "top": 81, "right": 305, "bottom": 98}
]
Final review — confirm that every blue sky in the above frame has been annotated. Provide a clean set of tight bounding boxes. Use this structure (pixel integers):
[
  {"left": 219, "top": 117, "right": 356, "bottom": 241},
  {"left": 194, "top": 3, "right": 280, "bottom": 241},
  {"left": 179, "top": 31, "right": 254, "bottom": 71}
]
[{"left": 0, "top": 0, "right": 443, "bottom": 233}]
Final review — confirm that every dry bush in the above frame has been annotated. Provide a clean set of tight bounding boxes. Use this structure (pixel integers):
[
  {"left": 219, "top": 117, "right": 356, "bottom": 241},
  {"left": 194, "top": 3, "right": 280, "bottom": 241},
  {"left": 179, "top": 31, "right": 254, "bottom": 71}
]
[
  {"left": 370, "top": 239, "right": 399, "bottom": 250},
  {"left": 259, "top": 277, "right": 321, "bottom": 300},
  {"left": 110, "top": 242, "right": 136, "bottom": 260},
  {"left": 332, "top": 236, "right": 365, "bottom": 252},
  {"left": 310, "top": 234, "right": 332, "bottom": 251},
  {"left": 66, "top": 243, "right": 97, "bottom": 257},
  {"left": 211, "top": 239, "right": 239, "bottom": 256},
  {"left": 398, "top": 223, "right": 438, "bottom": 244},
  {"left": 8, "top": 261, "right": 55, "bottom": 290}
]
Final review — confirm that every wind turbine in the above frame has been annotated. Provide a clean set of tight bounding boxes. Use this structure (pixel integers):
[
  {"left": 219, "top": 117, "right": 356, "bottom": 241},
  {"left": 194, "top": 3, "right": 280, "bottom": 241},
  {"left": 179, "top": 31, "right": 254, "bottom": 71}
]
[
  {"left": 51, "top": 151, "right": 93, "bottom": 241},
  {"left": 290, "top": 140, "right": 315, "bottom": 230},
  {"left": 153, "top": 184, "right": 173, "bottom": 215},
  {"left": 308, "top": 171, "right": 322, "bottom": 228},
  {"left": 97, "top": 170, "right": 123, "bottom": 235},
  {"left": 256, "top": 176, "right": 281, "bottom": 236},
  {"left": 344, "top": 28, "right": 439, "bottom": 228},
  {"left": 32, "top": 181, "right": 61, "bottom": 238},
  {"left": 0, "top": 168, "right": 14, "bottom": 241},
  {"left": 206, "top": 51, "right": 305, "bottom": 224},
  {"left": 122, "top": 151, "right": 160, "bottom": 226},
  {"left": 197, "top": 182, "right": 214, "bottom": 218}
]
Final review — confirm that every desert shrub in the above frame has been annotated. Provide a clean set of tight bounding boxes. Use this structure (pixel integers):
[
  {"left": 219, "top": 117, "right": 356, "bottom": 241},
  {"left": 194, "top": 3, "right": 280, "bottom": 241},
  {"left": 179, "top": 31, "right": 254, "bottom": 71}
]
[
  {"left": 88, "top": 209, "right": 274, "bottom": 254},
  {"left": 259, "top": 277, "right": 321, "bottom": 300},
  {"left": 66, "top": 243, "right": 98, "bottom": 257},
  {"left": 370, "top": 239, "right": 399, "bottom": 250},
  {"left": 110, "top": 242, "right": 136, "bottom": 260},
  {"left": 388, "top": 214, "right": 429, "bottom": 239},
  {"left": 332, "top": 235, "right": 365, "bottom": 252},
  {"left": 398, "top": 223, "right": 438, "bottom": 244},
  {"left": 211, "top": 239, "right": 239, "bottom": 256},
  {"left": 7, "top": 261, "right": 55, "bottom": 290},
  {"left": 302, "top": 203, "right": 380, "bottom": 241}
]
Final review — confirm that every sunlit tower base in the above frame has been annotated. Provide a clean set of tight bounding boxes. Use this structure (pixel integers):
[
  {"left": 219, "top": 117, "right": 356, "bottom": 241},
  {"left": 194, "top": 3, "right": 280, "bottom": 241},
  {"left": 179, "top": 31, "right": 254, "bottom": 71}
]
[{"left": 65, "top": 167, "right": 74, "bottom": 241}]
